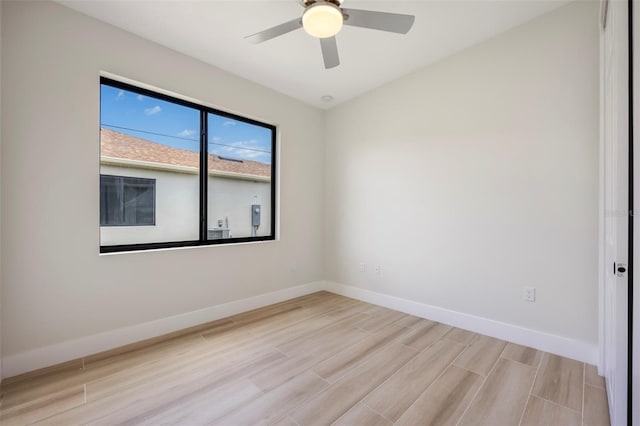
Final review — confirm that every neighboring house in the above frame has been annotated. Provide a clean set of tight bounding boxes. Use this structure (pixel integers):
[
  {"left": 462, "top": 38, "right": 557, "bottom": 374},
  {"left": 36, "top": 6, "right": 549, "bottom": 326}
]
[{"left": 100, "top": 128, "right": 272, "bottom": 246}]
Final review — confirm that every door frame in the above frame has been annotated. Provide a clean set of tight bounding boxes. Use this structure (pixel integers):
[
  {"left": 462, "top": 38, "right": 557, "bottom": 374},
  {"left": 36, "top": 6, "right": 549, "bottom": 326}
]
[
  {"left": 600, "top": 0, "right": 634, "bottom": 423},
  {"left": 632, "top": 0, "right": 638, "bottom": 423}
]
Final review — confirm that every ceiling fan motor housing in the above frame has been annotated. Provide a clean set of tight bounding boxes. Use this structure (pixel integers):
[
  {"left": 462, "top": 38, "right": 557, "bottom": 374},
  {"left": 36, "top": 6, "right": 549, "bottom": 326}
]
[
  {"left": 302, "top": 1, "right": 344, "bottom": 39},
  {"left": 304, "top": 0, "right": 344, "bottom": 7}
]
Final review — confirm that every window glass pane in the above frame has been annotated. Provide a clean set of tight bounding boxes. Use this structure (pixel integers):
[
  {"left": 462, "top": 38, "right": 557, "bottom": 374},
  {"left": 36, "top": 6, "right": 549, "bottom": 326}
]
[
  {"left": 207, "top": 114, "right": 273, "bottom": 240},
  {"left": 100, "top": 84, "right": 200, "bottom": 246},
  {"left": 100, "top": 175, "right": 123, "bottom": 225},
  {"left": 124, "top": 178, "right": 155, "bottom": 225},
  {"left": 100, "top": 176, "right": 155, "bottom": 226}
]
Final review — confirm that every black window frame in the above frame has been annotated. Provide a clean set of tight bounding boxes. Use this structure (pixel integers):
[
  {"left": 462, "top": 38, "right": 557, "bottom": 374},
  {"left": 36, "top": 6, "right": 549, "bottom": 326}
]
[
  {"left": 99, "top": 77, "right": 277, "bottom": 253},
  {"left": 100, "top": 174, "right": 156, "bottom": 227}
]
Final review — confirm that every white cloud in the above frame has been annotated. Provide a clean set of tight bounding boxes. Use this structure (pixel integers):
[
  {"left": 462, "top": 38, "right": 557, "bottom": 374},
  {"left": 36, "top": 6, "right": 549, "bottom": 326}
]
[
  {"left": 215, "top": 139, "right": 270, "bottom": 161},
  {"left": 137, "top": 94, "right": 145, "bottom": 101},
  {"left": 212, "top": 136, "right": 222, "bottom": 142},
  {"left": 144, "top": 105, "right": 162, "bottom": 116},
  {"left": 116, "top": 90, "right": 125, "bottom": 100},
  {"left": 231, "top": 139, "right": 260, "bottom": 149},
  {"left": 223, "top": 121, "right": 237, "bottom": 127},
  {"left": 178, "top": 129, "right": 197, "bottom": 138}
]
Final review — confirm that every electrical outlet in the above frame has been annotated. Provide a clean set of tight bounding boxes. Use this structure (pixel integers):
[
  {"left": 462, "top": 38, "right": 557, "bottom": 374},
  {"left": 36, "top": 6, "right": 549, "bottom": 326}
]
[
  {"left": 359, "top": 263, "right": 366, "bottom": 273},
  {"left": 375, "top": 265, "right": 381, "bottom": 276},
  {"left": 523, "top": 287, "right": 536, "bottom": 302}
]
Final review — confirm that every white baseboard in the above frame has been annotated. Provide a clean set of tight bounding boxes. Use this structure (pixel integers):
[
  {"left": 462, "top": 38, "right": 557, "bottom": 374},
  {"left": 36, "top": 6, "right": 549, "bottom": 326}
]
[
  {"left": 324, "top": 281, "right": 598, "bottom": 365},
  {"left": 2, "top": 281, "right": 325, "bottom": 378},
  {"left": 3, "top": 279, "right": 598, "bottom": 378}
]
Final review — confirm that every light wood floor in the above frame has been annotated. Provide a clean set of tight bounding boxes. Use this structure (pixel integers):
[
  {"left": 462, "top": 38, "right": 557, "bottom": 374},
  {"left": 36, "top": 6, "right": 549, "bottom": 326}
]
[{"left": 0, "top": 291, "right": 610, "bottom": 426}]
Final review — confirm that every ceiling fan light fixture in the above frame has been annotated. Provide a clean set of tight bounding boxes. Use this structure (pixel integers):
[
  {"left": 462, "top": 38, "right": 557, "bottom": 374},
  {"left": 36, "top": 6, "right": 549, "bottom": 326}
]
[{"left": 302, "top": 2, "right": 343, "bottom": 39}]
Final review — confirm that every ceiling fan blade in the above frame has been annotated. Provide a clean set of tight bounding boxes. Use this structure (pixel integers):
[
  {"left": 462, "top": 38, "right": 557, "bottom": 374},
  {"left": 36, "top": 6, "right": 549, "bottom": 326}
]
[
  {"left": 320, "top": 36, "right": 340, "bottom": 69},
  {"left": 245, "top": 18, "right": 303, "bottom": 44},
  {"left": 342, "top": 8, "right": 415, "bottom": 34}
]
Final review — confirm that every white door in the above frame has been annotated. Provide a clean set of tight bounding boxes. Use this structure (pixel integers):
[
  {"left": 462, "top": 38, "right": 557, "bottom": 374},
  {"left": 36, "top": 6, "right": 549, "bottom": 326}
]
[
  {"left": 601, "top": 1, "right": 629, "bottom": 425},
  {"left": 633, "top": 1, "right": 639, "bottom": 424}
]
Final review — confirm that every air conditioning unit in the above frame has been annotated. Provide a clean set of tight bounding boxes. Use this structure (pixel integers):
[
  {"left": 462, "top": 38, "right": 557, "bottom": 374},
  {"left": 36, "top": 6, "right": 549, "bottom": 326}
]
[{"left": 207, "top": 228, "right": 230, "bottom": 239}]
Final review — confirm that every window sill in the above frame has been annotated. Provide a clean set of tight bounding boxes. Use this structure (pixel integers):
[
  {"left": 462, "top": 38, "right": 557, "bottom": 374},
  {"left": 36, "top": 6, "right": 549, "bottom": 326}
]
[{"left": 99, "top": 237, "right": 278, "bottom": 256}]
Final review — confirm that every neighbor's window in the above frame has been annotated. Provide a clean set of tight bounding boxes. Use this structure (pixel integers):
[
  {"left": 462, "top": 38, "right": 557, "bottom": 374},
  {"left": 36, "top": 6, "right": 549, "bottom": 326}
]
[
  {"left": 99, "top": 77, "right": 276, "bottom": 252},
  {"left": 100, "top": 175, "right": 155, "bottom": 226}
]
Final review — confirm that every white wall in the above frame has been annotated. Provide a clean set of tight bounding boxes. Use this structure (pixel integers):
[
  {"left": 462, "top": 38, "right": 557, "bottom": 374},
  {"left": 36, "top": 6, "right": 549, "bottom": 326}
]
[
  {"left": 324, "top": 1, "right": 600, "bottom": 344},
  {"left": 1, "top": 0, "right": 325, "bottom": 365}
]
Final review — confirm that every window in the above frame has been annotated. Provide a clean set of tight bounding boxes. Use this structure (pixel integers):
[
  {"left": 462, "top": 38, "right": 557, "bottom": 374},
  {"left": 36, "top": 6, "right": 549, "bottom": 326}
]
[
  {"left": 100, "top": 175, "right": 155, "bottom": 226},
  {"left": 99, "top": 77, "right": 276, "bottom": 252}
]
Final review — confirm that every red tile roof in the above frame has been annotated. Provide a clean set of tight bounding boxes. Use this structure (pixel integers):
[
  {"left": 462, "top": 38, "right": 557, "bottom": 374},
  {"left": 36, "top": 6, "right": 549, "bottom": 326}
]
[{"left": 100, "top": 128, "right": 271, "bottom": 178}]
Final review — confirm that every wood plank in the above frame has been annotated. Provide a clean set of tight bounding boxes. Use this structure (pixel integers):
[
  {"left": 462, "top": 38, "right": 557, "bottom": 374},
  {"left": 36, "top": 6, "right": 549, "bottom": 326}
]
[
  {"left": 84, "top": 341, "right": 265, "bottom": 401},
  {"left": 393, "top": 315, "right": 425, "bottom": 329},
  {"left": 248, "top": 323, "right": 369, "bottom": 393},
  {"left": 0, "top": 359, "right": 85, "bottom": 410},
  {"left": 0, "top": 386, "right": 85, "bottom": 426},
  {"left": 265, "top": 312, "right": 368, "bottom": 351},
  {"left": 230, "top": 294, "right": 357, "bottom": 337},
  {"left": 226, "top": 300, "right": 307, "bottom": 326},
  {"left": 453, "top": 335, "right": 507, "bottom": 376},
  {"left": 334, "top": 403, "right": 392, "bottom": 426},
  {"left": 585, "top": 363, "right": 606, "bottom": 389},
  {"left": 458, "top": 358, "right": 536, "bottom": 426},
  {"left": 356, "top": 306, "right": 408, "bottom": 332},
  {"left": 83, "top": 333, "right": 211, "bottom": 382},
  {"left": 520, "top": 395, "right": 581, "bottom": 426},
  {"left": 443, "top": 327, "right": 477, "bottom": 345},
  {"left": 501, "top": 342, "right": 543, "bottom": 367},
  {"left": 584, "top": 384, "right": 611, "bottom": 426},
  {"left": 3, "top": 334, "right": 222, "bottom": 410},
  {"left": 1, "top": 359, "right": 83, "bottom": 389},
  {"left": 289, "top": 343, "right": 417, "bottom": 425},
  {"left": 40, "top": 350, "right": 286, "bottom": 424},
  {"left": 363, "top": 339, "right": 466, "bottom": 421},
  {"left": 136, "top": 379, "right": 263, "bottom": 425},
  {"left": 532, "top": 353, "right": 584, "bottom": 411},
  {"left": 270, "top": 415, "right": 299, "bottom": 426},
  {"left": 202, "top": 309, "right": 368, "bottom": 365},
  {"left": 397, "top": 321, "right": 451, "bottom": 351},
  {"left": 1, "top": 377, "right": 85, "bottom": 413},
  {"left": 275, "top": 316, "right": 369, "bottom": 357},
  {"left": 396, "top": 365, "right": 483, "bottom": 426},
  {"left": 312, "top": 323, "right": 409, "bottom": 383},
  {"left": 249, "top": 352, "right": 324, "bottom": 393},
  {"left": 84, "top": 319, "right": 235, "bottom": 366},
  {"left": 212, "top": 371, "right": 329, "bottom": 426},
  {"left": 79, "top": 291, "right": 334, "bottom": 377},
  {"left": 202, "top": 301, "right": 348, "bottom": 346},
  {"left": 91, "top": 379, "right": 263, "bottom": 425}
]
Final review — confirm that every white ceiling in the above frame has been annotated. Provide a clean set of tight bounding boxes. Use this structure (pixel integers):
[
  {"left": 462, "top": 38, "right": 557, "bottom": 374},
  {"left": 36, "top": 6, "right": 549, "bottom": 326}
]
[{"left": 59, "top": 0, "right": 569, "bottom": 109}]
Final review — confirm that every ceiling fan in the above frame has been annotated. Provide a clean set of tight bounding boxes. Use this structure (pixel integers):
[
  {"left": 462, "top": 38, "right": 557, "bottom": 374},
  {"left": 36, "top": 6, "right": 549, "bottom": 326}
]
[{"left": 245, "top": 0, "right": 415, "bottom": 69}]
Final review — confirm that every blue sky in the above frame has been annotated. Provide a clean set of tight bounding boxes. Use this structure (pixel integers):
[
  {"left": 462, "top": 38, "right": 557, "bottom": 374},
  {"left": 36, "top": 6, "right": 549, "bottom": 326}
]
[{"left": 100, "top": 85, "right": 272, "bottom": 164}]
